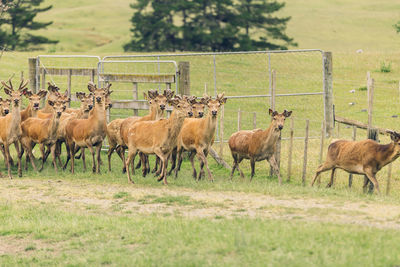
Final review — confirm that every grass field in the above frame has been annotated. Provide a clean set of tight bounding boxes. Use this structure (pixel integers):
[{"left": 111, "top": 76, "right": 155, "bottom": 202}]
[{"left": 2, "top": 0, "right": 400, "bottom": 265}]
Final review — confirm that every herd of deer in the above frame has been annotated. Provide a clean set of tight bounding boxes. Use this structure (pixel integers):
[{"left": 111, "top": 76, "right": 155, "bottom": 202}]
[{"left": 0, "top": 78, "right": 399, "bottom": 193}]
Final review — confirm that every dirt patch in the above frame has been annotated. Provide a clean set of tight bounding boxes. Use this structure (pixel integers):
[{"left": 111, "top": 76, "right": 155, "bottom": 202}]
[
  {"left": 2, "top": 179, "right": 400, "bottom": 229},
  {"left": 0, "top": 235, "right": 60, "bottom": 256}
]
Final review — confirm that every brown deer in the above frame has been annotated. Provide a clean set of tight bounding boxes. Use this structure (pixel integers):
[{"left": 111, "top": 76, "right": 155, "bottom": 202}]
[
  {"left": 20, "top": 100, "right": 67, "bottom": 172},
  {"left": 0, "top": 79, "right": 29, "bottom": 178},
  {"left": 64, "top": 82, "right": 110, "bottom": 174},
  {"left": 311, "top": 131, "right": 400, "bottom": 194},
  {"left": 228, "top": 109, "right": 292, "bottom": 183},
  {"left": 173, "top": 94, "right": 227, "bottom": 180},
  {"left": 39, "top": 83, "right": 61, "bottom": 114},
  {"left": 52, "top": 92, "right": 94, "bottom": 168},
  {"left": 110, "top": 89, "right": 172, "bottom": 174},
  {"left": 20, "top": 90, "right": 47, "bottom": 122},
  {"left": 125, "top": 95, "right": 193, "bottom": 184},
  {"left": 0, "top": 97, "right": 11, "bottom": 116}
]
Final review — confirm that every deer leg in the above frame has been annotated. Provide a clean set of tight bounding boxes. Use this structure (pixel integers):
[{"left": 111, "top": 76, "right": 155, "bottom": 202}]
[
  {"left": 82, "top": 148, "right": 86, "bottom": 172},
  {"left": 311, "top": 162, "right": 334, "bottom": 186},
  {"left": 63, "top": 142, "right": 71, "bottom": 171},
  {"left": 69, "top": 143, "right": 76, "bottom": 174},
  {"left": 236, "top": 158, "right": 245, "bottom": 179},
  {"left": 120, "top": 147, "right": 127, "bottom": 174},
  {"left": 174, "top": 147, "right": 183, "bottom": 179},
  {"left": 362, "top": 175, "right": 369, "bottom": 193},
  {"left": 152, "top": 156, "right": 159, "bottom": 174},
  {"left": 26, "top": 143, "right": 37, "bottom": 172},
  {"left": 14, "top": 141, "right": 22, "bottom": 177},
  {"left": 364, "top": 169, "right": 380, "bottom": 194},
  {"left": 230, "top": 161, "right": 237, "bottom": 180},
  {"left": 326, "top": 168, "right": 336, "bottom": 188},
  {"left": 86, "top": 145, "right": 96, "bottom": 173},
  {"left": 95, "top": 144, "right": 102, "bottom": 174},
  {"left": 139, "top": 153, "right": 148, "bottom": 177},
  {"left": 107, "top": 143, "right": 115, "bottom": 172},
  {"left": 268, "top": 155, "right": 282, "bottom": 185},
  {"left": 250, "top": 158, "right": 256, "bottom": 181},
  {"left": 156, "top": 152, "right": 168, "bottom": 185},
  {"left": 39, "top": 144, "right": 46, "bottom": 172},
  {"left": 196, "top": 148, "right": 213, "bottom": 182},
  {"left": 135, "top": 151, "right": 142, "bottom": 170},
  {"left": 74, "top": 147, "right": 81, "bottom": 159},
  {"left": 4, "top": 144, "right": 12, "bottom": 179},
  {"left": 125, "top": 148, "right": 137, "bottom": 184},
  {"left": 189, "top": 151, "right": 197, "bottom": 179},
  {"left": 0, "top": 144, "right": 6, "bottom": 168},
  {"left": 51, "top": 144, "right": 57, "bottom": 173},
  {"left": 167, "top": 148, "right": 178, "bottom": 176}
]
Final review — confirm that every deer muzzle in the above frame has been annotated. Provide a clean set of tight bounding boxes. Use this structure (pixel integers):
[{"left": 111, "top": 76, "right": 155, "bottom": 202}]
[
  {"left": 160, "top": 104, "right": 165, "bottom": 110},
  {"left": 188, "top": 111, "right": 193, "bottom": 117},
  {"left": 96, "top": 97, "right": 101, "bottom": 103},
  {"left": 198, "top": 112, "right": 204, "bottom": 118},
  {"left": 212, "top": 110, "right": 218, "bottom": 116},
  {"left": 4, "top": 109, "right": 9, "bottom": 115}
]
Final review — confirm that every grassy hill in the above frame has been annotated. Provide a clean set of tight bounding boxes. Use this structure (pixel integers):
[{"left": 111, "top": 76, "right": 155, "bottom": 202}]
[{"left": 29, "top": 0, "right": 400, "bottom": 53}]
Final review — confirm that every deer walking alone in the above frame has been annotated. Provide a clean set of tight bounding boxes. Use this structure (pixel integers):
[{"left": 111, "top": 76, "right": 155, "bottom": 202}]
[
  {"left": 311, "top": 131, "right": 400, "bottom": 194},
  {"left": 228, "top": 109, "right": 292, "bottom": 183}
]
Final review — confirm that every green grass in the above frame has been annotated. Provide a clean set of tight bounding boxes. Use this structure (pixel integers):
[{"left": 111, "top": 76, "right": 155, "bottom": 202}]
[{"left": 1, "top": 201, "right": 400, "bottom": 266}]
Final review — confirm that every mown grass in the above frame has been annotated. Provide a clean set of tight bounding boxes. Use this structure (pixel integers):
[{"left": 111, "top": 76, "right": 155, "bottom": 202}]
[{"left": 1, "top": 201, "right": 400, "bottom": 266}]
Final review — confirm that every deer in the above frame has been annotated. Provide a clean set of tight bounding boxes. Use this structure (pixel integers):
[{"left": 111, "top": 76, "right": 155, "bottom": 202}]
[
  {"left": 311, "top": 131, "right": 400, "bottom": 194},
  {"left": 50, "top": 92, "right": 94, "bottom": 169},
  {"left": 125, "top": 95, "right": 193, "bottom": 185},
  {"left": 110, "top": 89, "right": 172, "bottom": 174},
  {"left": 173, "top": 94, "right": 226, "bottom": 181},
  {"left": 228, "top": 109, "right": 292, "bottom": 183},
  {"left": 20, "top": 100, "right": 67, "bottom": 172},
  {"left": 0, "top": 97, "right": 11, "bottom": 116},
  {"left": 64, "top": 82, "right": 110, "bottom": 174},
  {"left": 20, "top": 90, "right": 47, "bottom": 122},
  {"left": 38, "top": 83, "right": 61, "bottom": 114},
  {"left": 0, "top": 78, "right": 29, "bottom": 178}
]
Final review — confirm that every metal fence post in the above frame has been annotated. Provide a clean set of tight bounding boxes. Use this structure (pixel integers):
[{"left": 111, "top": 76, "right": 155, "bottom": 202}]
[{"left": 323, "top": 51, "right": 333, "bottom": 137}]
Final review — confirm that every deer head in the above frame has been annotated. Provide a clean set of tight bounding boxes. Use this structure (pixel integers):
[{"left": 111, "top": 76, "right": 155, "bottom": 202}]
[
  {"left": 76, "top": 92, "right": 94, "bottom": 112},
  {"left": 88, "top": 82, "right": 107, "bottom": 107},
  {"left": 269, "top": 109, "right": 292, "bottom": 131},
  {"left": 1, "top": 78, "right": 29, "bottom": 108},
  {"left": 201, "top": 92, "right": 227, "bottom": 118},
  {"left": 24, "top": 89, "right": 47, "bottom": 111},
  {"left": 168, "top": 95, "right": 193, "bottom": 118},
  {"left": 0, "top": 97, "right": 11, "bottom": 115}
]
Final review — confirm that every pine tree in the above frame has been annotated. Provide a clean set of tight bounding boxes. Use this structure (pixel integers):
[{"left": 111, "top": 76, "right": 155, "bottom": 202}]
[
  {"left": 124, "top": 0, "right": 296, "bottom": 52},
  {"left": 0, "top": 0, "right": 58, "bottom": 50}
]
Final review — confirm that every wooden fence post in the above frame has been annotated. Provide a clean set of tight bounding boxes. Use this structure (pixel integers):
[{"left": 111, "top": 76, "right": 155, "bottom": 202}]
[
  {"left": 270, "top": 69, "right": 281, "bottom": 175},
  {"left": 67, "top": 69, "right": 72, "bottom": 108},
  {"left": 302, "top": 119, "right": 309, "bottom": 186},
  {"left": 28, "top": 57, "right": 37, "bottom": 93},
  {"left": 219, "top": 105, "right": 224, "bottom": 158},
  {"left": 133, "top": 82, "right": 138, "bottom": 116},
  {"left": 323, "top": 52, "right": 333, "bottom": 136},
  {"left": 178, "top": 61, "right": 190, "bottom": 96},
  {"left": 287, "top": 117, "right": 294, "bottom": 182}
]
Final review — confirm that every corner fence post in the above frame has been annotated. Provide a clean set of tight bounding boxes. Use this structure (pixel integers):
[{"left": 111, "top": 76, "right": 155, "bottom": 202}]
[
  {"left": 28, "top": 57, "right": 37, "bottom": 93},
  {"left": 323, "top": 52, "right": 333, "bottom": 137}
]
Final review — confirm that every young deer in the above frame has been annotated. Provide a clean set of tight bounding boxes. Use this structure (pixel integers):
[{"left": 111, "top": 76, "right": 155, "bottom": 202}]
[
  {"left": 0, "top": 79, "right": 29, "bottom": 178},
  {"left": 125, "top": 96, "right": 193, "bottom": 184},
  {"left": 311, "top": 131, "right": 400, "bottom": 194},
  {"left": 20, "top": 100, "right": 66, "bottom": 172},
  {"left": 229, "top": 109, "right": 292, "bottom": 183},
  {"left": 173, "top": 94, "right": 227, "bottom": 181},
  {"left": 39, "top": 83, "right": 61, "bottom": 113},
  {"left": 20, "top": 90, "right": 47, "bottom": 122},
  {"left": 64, "top": 83, "right": 110, "bottom": 174},
  {"left": 111, "top": 89, "right": 172, "bottom": 174}
]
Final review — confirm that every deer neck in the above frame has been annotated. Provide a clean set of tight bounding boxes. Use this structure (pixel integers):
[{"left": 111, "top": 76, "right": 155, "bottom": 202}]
[
  {"left": 90, "top": 101, "right": 106, "bottom": 129},
  {"left": 165, "top": 111, "right": 186, "bottom": 146},
  {"left": 26, "top": 103, "right": 38, "bottom": 118},
  {"left": 378, "top": 142, "right": 400, "bottom": 167},
  {"left": 48, "top": 112, "right": 61, "bottom": 140},
  {"left": 204, "top": 112, "right": 218, "bottom": 142},
  {"left": 42, "top": 101, "right": 53, "bottom": 113},
  {"left": 260, "top": 122, "right": 281, "bottom": 146},
  {"left": 9, "top": 102, "right": 21, "bottom": 136}
]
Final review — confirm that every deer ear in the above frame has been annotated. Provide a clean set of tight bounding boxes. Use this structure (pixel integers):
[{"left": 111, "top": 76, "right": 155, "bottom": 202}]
[
  {"left": 48, "top": 100, "right": 55, "bottom": 106},
  {"left": 24, "top": 90, "right": 33, "bottom": 97},
  {"left": 88, "top": 82, "right": 96, "bottom": 92},
  {"left": 37, "top": 90, "right": 47, "bottom": 98},
  {"left": 4, "top": 87, "right": 12, "bottom": 96},
  {"left": 268, "top": 108, "right": 274, "bottom": 115},
  {"left": 76, "top": 92, "right": 84, "bottom": 100},
  {"left": 284, "top": 110, "right": 292, "bottom": 118},
  {"left": 143, "top": 92, "right": 148, "bottom": 100}
]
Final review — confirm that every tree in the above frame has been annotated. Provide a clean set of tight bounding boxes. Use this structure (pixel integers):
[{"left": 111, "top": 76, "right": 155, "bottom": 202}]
[
  {"left": 0, "top": 0, "right": 58, "bottom": 50},
  {"left": 124, "top": 0, "right": 296, "bottom": 52}
]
